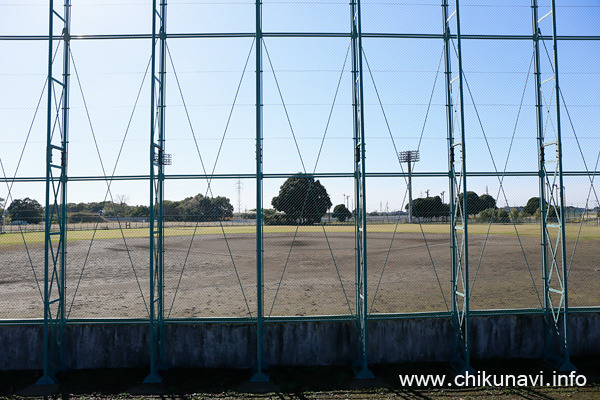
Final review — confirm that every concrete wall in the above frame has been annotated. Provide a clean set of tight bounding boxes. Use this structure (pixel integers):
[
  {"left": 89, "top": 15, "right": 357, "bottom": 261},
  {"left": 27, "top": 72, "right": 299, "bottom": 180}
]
[{"left": 1, "top": 313, "right": 598, "bottom": 370}]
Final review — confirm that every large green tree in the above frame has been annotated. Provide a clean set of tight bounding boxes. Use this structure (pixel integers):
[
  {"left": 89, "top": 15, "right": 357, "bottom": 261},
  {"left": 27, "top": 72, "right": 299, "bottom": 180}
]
[
  {"left": 523, "top": 197, "right": 541, "bottom": 215},
  {"left": 7, "top": 198, "right": 44, "bottom": 224},
  {"left": 457, "top": 191, "right": 484, "bottom": 216},
  {"left": 408, "top": 196, "right": 449, "bottom": 219},
  {"left": 522, "top": 197, "right": 560, "bottom": 220},
  {"left": 271, "top": 175, "right": 332, "bottom": 224},
  {"left": 479, "top": 194, "right": 497, "bottom": 211},
  {"left": 332, "top": 204, "right": 352, "bottom": 222},
  {"left": 180, "top": 194, "right": 234, "bottom": 221}
]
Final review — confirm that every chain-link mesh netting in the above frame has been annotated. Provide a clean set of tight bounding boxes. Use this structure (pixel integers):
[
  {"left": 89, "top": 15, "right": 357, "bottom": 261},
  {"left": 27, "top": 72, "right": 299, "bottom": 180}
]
[{"left": 1, "top": 1, "right": 599, "bottom": 322}]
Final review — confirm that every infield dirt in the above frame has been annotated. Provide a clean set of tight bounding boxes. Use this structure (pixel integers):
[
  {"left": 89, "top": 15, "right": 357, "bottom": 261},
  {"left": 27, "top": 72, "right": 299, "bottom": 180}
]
[{"left": 1, "top": 224, "right": 598, "bottom": 319}]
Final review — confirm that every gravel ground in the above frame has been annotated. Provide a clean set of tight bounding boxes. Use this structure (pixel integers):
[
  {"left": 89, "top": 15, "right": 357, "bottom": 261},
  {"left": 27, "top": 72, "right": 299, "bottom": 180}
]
[{"left": 1, "top": 230, "right": 599, "bottom": 319}]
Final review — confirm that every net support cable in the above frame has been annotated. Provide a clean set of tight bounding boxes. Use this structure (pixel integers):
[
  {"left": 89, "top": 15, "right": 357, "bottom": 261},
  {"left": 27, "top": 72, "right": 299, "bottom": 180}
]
[
  {"left": 538, "top": 39, "right": 600, "bottom": 281},
  {"left": 449, "top": 42, "right": 544, "bottom": 310},
  {"left": 262, "top": 41, "right": 353, "bottom": 319},
  {"left": 164, "top": 40, "right": 254, "bottom": 320},
  {"left": 363, "top": 45, "right": 451, "bottom": 316},
  {"left": 66, "top": 53, "right": 154, "bottom": 319},
  {"left": 0, "top": 43, "right": 60, "bottom": 306}
]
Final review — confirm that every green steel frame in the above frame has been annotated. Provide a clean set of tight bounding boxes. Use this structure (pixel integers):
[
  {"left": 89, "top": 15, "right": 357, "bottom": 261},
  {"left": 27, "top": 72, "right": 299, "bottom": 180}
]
[
  {"left": 532, "top": 0, "right": 575, "bottom": 372},
  {"left": 2, "top": 33, "right": 599, "bottom": 41},
  {"left": 37, "top": 0, "right": 71, "bottom": 386},
  {"left": 251, "top": 0, "right": 268, "bottom": 383},
  {"left": 443, "top": 0, "right": 473, "bottom": 374},
  {"left": 0, "top": 0, "right": 594, "bottom": 385},
  {"left": 144, "top": 0, "right": 168, "bottom": 383},
  {"left": 146, "top": 0, "right": 168, "bottom": 384},
  {"left": 351, "top": 0, "right": 374, "bottom": 380},
  {"left": 1, "top": 170, "right": 597, "bottom": 184}
]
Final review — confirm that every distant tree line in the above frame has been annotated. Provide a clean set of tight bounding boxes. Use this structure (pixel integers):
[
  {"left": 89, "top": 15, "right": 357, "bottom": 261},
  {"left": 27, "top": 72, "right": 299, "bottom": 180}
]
[
  {"left": 408, "top": 196, "right": 450, "bottom": 220},
  {"left": 2, "top": 194, "right": 234, "bottom": 225},
  {"left": 404, "top": 192, "right": 560, "bottom": 223},
  {"left": 1, "top": 188, "right": 593, "bottom": 227}
]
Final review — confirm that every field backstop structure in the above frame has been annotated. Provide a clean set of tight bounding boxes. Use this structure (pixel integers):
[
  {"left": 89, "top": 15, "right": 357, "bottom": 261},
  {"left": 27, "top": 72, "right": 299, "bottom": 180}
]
[{"left": 0, "top": 0, "right": 599, "bottom": 384}]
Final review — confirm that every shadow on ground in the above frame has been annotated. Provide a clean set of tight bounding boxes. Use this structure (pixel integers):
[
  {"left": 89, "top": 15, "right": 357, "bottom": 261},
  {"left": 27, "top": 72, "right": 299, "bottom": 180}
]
[{"left": 1, "top": 357, "right": 599, "bottom": 399}]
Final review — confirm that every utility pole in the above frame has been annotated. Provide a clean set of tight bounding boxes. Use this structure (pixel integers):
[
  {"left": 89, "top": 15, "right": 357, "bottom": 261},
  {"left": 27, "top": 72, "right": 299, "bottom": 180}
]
[
  {"left": 441, "top": 191, "right": 445, "bottom": 203},
  {"left": 236, "top": 178, "right": 243, "bottom": 219},
  {"left": 1, "top": 205, "right": 5, "bottom": 234}
]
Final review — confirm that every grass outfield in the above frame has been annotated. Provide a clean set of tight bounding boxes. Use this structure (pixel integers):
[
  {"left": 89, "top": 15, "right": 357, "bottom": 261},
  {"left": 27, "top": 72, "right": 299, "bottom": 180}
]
[{"left": 1, "top": 222, "right": 599, "bottom": 246}]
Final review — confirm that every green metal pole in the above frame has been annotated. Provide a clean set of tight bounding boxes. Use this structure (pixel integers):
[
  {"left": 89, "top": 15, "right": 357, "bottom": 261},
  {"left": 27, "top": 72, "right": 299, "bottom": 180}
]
[
  {"left": 442, "top": 0, "right": 458, "bottom": 368},
  {"left": 145, "top": 0, "right": 167, "bottom": 384},
  {"left": 454, "top": 0, "right": 471, "bottom": 374},
  {"left": 59, "top": 0, "right": 71, "bottom": 372},
  {"left": 38, "top": 0, "right": 70, "bottom": 385},
  {"left": 351, "top": 0, "right": 373, "bottom": 380},
  {"left": 158, "top": 0, "right": 167, "bottom": 373},
  {"left": 531, "top": 0, "right": 551, "bottom": 361},
  {"left": 443, "top": 0, "right": 472, "bottom": 373},
  {"left": 251, "top": 0, "right": 268, "bottom": 383},
  {"left": 39, "top": 0, "right": 56, "bottom": 385},
  {"left": 147, "top": 0, "right": 158, "bottom": 382},
  {"left": 550, "top": 0, "right": 574, "bottom": 371},
  {"left": 532, "top": 0, "right": 574, "bottom": 372}
]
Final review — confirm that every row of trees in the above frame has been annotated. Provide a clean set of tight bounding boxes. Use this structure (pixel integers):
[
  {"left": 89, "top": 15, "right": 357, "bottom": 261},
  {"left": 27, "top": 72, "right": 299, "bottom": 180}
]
[
  {"left": 1, "top": 194, "right": 234, "bottom": 224},
  {"left": 404, "top": 192, "right": 496, "bottom": 220},
  {"left": 406, "top": 191, "right": 563, "bottom": 222},
  {"left": 1, "top": 179, "right": 590, "bottom": 226},
  {"left": 267, "top": 178, "right": 553, "bottom": 225},
  {"left": 1, "top": 175, "right": 332, "bottom": 226}
]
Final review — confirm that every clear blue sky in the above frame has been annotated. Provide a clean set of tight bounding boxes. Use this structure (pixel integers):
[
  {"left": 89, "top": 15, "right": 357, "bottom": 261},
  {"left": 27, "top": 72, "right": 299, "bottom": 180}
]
[{"left": 1, "top": 0, "right": 599, "bottom": 213}]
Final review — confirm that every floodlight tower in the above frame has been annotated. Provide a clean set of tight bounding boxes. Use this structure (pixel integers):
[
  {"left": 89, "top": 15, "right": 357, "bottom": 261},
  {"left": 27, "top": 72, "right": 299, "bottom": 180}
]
[{"left": 398, "top": 150, "right": 420, "bottom": 223}]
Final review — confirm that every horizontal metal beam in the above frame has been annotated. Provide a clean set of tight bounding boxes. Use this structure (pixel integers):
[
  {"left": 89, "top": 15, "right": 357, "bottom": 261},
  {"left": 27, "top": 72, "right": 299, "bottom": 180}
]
[
  {"left": 1, "top": 33, "right": 599, "bottom": 41},
  {"left": 2, "top": 307, "right": 600, "bottom": 326},
  {"left": 2, "top": 170, "right": 598, "bottom": 183}
]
